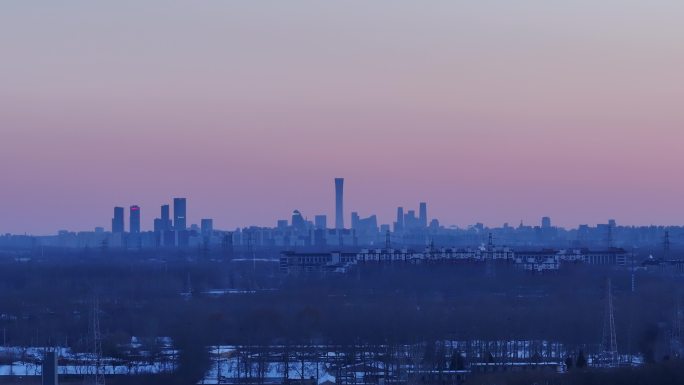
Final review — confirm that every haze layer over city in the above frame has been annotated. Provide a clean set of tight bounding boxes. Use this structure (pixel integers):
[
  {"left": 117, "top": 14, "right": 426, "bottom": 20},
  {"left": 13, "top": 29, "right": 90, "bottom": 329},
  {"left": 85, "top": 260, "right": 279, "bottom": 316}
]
[
  {"left": 2, "top": 1, "right": 684, "bottom": 235},
  {"left": 1, "top": 2, "right": 684, "bottom": 385}
]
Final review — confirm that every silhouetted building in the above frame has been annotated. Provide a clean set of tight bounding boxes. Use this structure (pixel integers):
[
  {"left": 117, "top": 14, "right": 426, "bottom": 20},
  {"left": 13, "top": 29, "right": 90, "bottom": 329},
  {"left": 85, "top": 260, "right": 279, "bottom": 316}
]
[
  {"left": 292, "top": 210, "right": 306, "bottom": 231},
  {"left": 325, "top": 228, "right": 356, "bottom": 247},
  {"left": 542, "top": 216, "right": 552, "bottom": 229},
  {"left": 281, "top": 246, "right": 626, "bottom": 275},
  {"left": 154, "top": 204, "right": 172, "bottom": 232},
  {"left": 315, "top": 215, "right": 327, "bottom": 230},
  {"left": 222, "top": 232, "right": 234, "bottom": 258},
  {"left": 404, "top": 210, "right": 418, "bottom": 229},
  {"left": 314, "top": 229, "right": 326, "bottom": 247},
  {"left": 130, "top": 205, "right": 141, "bottom": 233},
  {"left": 163, "top": 230, "right": 176, "bottom": 247},
  {"left": 177, "top": 230, "right": 190, "bottom": 247},
  {"left": 419, "top": 202, "right": 428, "bottom": 228},
  {"left": 277, "top": 219, "right": 288, "bottom": 230},
  {"left": 112, "top": 206, "right": 124, "bottom": 233},
  {"left": 395, "top": 207, "right": 404, "bottom": 232},
  {"left": 335, "top": 178, "right": 344, "bottom": 229},
  {"left": 280, "top": 250, "right": 357, "bottom": 274},
  {"left": 174, "top": 198, "right": 187, "bottom": 230},
  {"left": 161, "top": 204, "right": 171, "bottom": 229},
  {"left": 201, "top": 218, "right": 213, "bottom": 236},
  {"left": 352, "top": 212, "right": 379, "bottom": 244}
]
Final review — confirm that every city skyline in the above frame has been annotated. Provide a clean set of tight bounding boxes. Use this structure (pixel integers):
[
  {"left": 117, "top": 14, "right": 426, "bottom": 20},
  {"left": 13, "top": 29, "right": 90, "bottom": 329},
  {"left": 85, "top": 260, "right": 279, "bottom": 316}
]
[
  {"left": 2, "top": 1, "right": 684, "bottom": 234},
  {"left": 3, "top": 3, "right": 684, "bottom": 384},
  {"left": 2, "top": 177, "right": 676, "bottom": 236}
]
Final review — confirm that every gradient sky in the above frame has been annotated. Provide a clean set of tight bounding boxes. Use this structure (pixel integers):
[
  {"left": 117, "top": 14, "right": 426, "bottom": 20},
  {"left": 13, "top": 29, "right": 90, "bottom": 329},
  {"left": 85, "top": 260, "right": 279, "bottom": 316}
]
[{"left": 1, "top": 1, "right": 684, "bottom": 234}]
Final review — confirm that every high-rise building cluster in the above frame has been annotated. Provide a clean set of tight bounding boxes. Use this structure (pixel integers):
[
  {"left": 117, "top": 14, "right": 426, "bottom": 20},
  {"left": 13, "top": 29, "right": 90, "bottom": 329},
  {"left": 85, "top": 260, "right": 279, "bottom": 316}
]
[
  {"left": 266, "top": 178, "right": 433, "bottom": 246},
  {"left": 66, "top": 178, "right": 437, "bottom": 249},
  {"left": 4, "top": 177, "right": 671, "bottom": 254},
  {"left": 104, "top": 197, "right": 217, "bottom": 248},
  {"left": 393, "top": 202, "right": 430, "bottom": 232}
]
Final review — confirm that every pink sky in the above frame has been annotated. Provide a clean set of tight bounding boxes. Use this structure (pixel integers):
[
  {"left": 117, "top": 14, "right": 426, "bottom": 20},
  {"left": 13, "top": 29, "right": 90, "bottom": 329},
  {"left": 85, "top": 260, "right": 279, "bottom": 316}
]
[{"left": 1, "top": 1, "right": 683, "bottom": 234}]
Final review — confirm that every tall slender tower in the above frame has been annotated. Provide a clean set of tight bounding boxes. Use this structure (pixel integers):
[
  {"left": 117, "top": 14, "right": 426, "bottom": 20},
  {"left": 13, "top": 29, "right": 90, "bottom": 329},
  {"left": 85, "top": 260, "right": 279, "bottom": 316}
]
[
  {"left": 419, "top": 202, "right": 428, "bottom": 228},
  {"left": 335, "top": 178, "right": 344, "bottom": 229},
  {"left": 173, "top": 198, "right": 187, "bottom": 231},
  {"left": 129, "top": 205, "right": 140, "bottom": 234},
  {"left": 111, "top": 207, "right": 124, "bottom": 233},
  {"left": 395, "top": 207, "right": 404, "bottom": 232},
  {"left": 161, "top": 204, "right": 171, "bottom": 230}
]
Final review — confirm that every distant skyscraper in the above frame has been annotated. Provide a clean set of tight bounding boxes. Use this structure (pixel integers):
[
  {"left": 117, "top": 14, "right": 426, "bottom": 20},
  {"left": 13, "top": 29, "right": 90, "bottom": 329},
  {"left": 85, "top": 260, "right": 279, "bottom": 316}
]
[
  {"left": 542, "top": 216, "right": 552, "bottom": 229},
  {"left": 395, "top": 207, "right": 404, "bottom": 232},
  {"left": 201, "top": 218, "right": 213, "bottom": 236},
  {"left": 419, "top": 202, "right": 427, "bottom": 228},
  {"left": 161, "top": 204, "right": 171, "bottom": 228},
  {"left": 173, "top": 198, "right": 187, "bottom": 230},
  {"left": 154, "top": 204, "right": 172, "bottom": 232},
  {"left": 291, "top": 210, "right": 305, "bottom": 231},
  {"left": 111, "top": 206, "right": 124, "bottom": 233},
  {"left": 352, "top": 213, "right": 379, "bottom": 235},
  {"left": 130, "top": 205, "right": 141, "bottom": 233},
  {"left": 351, "top": 212, "right": 360, "bottom": 230},
  {"left": 335, "top": 178, "right": 344, "bottom": 229},
  {"left": 315, "top": 215, "right": 327, "bottom": 230}
]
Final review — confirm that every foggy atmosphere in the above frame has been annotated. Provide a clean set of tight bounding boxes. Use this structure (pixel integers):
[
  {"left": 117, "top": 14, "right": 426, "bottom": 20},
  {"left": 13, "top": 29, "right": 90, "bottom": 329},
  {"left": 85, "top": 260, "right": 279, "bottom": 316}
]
[{"left": 1, "top": 2, "right": 684, "bottom": 385}]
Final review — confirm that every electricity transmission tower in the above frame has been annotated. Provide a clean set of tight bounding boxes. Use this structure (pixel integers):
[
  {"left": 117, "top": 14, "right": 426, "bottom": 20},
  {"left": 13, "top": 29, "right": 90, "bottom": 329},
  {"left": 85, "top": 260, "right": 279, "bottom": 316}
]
[
  {"left": 601, "top": 278, "right": 618, "bottom": 367},
  {"left": 87, "top": 299, "right": 105, "bottom": 385}
]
